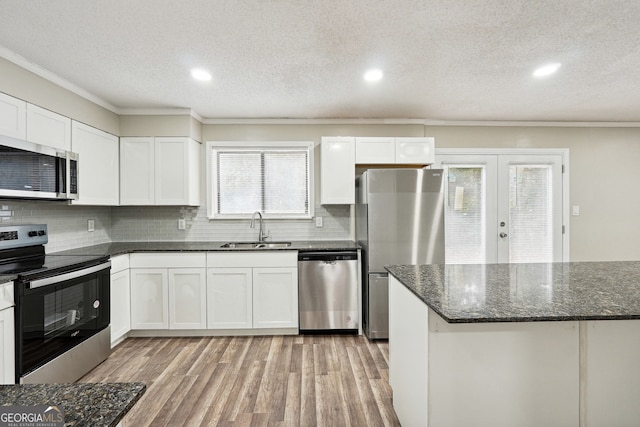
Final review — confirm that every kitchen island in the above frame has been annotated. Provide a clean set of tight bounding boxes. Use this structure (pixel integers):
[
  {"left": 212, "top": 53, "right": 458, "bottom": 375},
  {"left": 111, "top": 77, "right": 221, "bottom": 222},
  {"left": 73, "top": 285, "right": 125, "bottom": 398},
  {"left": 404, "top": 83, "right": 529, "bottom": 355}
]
[
  {"left": 0, "top": 382, "right": 145, "bottom": 426},
  {"left": 387, "top": 262, "right": 640, "bottom": 427}
]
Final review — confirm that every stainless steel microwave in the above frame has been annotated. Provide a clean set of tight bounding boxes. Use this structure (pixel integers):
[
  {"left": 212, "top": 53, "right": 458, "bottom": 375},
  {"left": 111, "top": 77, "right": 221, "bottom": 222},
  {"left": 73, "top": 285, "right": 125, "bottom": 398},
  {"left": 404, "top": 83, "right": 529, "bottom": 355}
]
[{"left": 0, "top": 134, "right": 78, "bottom": 200}]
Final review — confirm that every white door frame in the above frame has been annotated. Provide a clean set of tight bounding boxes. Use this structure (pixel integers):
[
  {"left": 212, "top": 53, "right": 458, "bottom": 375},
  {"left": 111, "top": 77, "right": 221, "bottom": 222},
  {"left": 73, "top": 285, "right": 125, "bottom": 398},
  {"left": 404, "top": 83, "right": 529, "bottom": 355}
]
[{"left": 435, "top": 148, "right": 570, "bottom": 262}]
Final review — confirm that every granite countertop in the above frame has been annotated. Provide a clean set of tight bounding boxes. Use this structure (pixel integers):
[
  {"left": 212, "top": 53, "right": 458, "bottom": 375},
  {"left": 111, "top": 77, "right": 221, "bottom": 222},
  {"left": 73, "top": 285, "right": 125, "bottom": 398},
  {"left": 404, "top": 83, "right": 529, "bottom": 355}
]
[
  {"left": 386, "top": 261, "right": 640, "bottom": 323},
  {"left": 0, "top": 382, "right": 145, "bottom": 427},
  {"left": 0, "top": 241, "right": 359, "bottom": 283},
  {"left": 51, "top": 240, "right": 360, "bottom": 257}
]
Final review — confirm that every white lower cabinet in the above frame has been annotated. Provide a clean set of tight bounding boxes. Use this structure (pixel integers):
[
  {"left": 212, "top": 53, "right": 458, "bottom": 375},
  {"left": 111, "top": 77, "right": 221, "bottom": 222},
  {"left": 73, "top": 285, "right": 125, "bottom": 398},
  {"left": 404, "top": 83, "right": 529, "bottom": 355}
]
[
  {"left": 207, "top": 251, "right": 298, "bottom": 331},
  {"left": 130, "top": 269, "right": 169, "bottom": 329},
  {"left": 169, "top": 269, "right": 207, "bottom": 329},
  {"left": 110, "top": 255, "right": 131, "bottom": 346},
  {"left": 207, "top": 268, "right": 253, "bottom": 329},
  {"left": 0, "top": 281, "right": 14, "bottom": 384},
  {"left": 0, "top": 306, "right": 14, "bottom": 385},
  {"left": 252, "top": 267, "right": 298, "bottom": 329},
  {"left": 129, "top": 253, "right": 206, "bottom": 330}
]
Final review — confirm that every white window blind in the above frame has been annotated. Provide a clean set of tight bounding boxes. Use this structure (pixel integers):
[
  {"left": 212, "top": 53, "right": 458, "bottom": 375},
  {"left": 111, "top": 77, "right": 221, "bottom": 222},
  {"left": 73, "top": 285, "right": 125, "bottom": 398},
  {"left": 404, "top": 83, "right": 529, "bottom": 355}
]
[
  {"left": 208, "top": 142, "right": 312, "bottom": 219},
  {"left": 444, "top": 166, "right": 487, "bottom": 264},
  {"left": 508, "top": 165, "right": 554, "bottom": 263}
]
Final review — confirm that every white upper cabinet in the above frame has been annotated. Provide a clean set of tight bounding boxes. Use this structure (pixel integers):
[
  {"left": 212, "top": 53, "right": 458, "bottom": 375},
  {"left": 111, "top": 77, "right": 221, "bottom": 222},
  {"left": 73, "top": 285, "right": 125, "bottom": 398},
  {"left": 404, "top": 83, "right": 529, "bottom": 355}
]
[
  {"left": 320, "top": 136, "right": 355, "bottom": 204},
  {"left": 120, "top": 137, "right": 200, "bottom": 206},
  {"left": 155, "top": 137, "right": 200, "bottom": 206},
  {"left": 71, "top": 121, "right": 120, "bottom": 205},
  {"left": 395, "top": 137, "right": 435, "bottom": 164},
  {"left": 355, "top": 136, "right": 434, "bottom": 164},
  {"left": 355, "top": 137, "right": 395, "bottom": 163},
  {"left": 120, "top": 137, "right": 155, "bottom": 205},
  {"left": 0, "top": 92, "right": 26, "bottom": 139},
  {"left": 26, "top": 104, "right": 71, "bottom": 151}
]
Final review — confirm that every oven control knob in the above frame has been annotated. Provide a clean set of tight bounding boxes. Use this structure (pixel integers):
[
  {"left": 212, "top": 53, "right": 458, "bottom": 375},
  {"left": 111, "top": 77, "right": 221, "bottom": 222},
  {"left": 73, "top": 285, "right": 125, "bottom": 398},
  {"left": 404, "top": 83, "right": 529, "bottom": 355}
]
[
  {"left": 28, "top": 231, "right": 38, "bottom": 237},
  {"left": 93, "top": 300, "right": 100, "bottom": 309},
  {"left": 38, "top": 230, "right": 46, "bottom": 236}
]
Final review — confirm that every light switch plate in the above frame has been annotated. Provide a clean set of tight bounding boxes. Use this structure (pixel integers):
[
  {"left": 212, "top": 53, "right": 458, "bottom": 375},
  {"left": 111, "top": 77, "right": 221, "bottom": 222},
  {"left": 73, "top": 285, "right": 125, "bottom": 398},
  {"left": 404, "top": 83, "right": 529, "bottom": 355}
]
[
  {"left": 178, "top": 218, "right": 186, "bottom": 230},
  {"left": 87, "top": 219, "right": 95, "bottom": 232},
  {"left": 315, "top": 216, "right": 323, "bottom": 227}
]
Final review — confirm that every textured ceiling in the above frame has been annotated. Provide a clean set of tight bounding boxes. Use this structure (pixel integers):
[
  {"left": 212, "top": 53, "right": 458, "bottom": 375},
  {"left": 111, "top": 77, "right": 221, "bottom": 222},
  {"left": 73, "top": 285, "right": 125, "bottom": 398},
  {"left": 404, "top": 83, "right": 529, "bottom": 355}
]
[{"left": 1, "top": 0, "right": 639, "bottom": 122}]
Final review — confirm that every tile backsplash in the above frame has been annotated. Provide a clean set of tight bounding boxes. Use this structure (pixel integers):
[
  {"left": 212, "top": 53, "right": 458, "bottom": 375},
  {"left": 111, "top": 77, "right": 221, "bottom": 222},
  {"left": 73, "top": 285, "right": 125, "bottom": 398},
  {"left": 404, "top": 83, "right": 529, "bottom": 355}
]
[
  {"left": 0, "top": 200, "right": 111, "bottom": 253},
  {"left": 111, "top": 204, "right": 352, "bottom": 242},
  {"left": 0, "top": 200, "right": 352, "bottom": 252}
]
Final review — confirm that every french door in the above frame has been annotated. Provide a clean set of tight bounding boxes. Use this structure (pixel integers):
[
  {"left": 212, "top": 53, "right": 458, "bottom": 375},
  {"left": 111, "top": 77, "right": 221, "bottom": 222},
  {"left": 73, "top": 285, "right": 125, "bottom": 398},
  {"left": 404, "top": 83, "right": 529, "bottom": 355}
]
[{"left": 434, "top": 151, "right": 565, "bottom": 264}]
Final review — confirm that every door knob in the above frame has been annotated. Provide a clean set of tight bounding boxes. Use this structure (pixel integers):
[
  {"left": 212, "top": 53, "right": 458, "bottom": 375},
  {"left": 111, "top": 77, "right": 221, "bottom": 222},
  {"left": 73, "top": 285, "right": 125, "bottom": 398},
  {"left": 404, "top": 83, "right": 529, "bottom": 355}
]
[{"left": 499, "top": 232, "right": 508, "bottom": 238}]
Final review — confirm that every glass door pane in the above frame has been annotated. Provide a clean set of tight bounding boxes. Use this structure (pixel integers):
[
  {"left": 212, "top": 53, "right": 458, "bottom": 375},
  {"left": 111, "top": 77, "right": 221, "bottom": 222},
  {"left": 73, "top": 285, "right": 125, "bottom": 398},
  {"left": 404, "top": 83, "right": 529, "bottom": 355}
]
[
  {"left": 498, "top": 155, "right": 563, "bottom": 263},
  {"left": 436, "top": 155, "right": 498, "bottom": 264}
]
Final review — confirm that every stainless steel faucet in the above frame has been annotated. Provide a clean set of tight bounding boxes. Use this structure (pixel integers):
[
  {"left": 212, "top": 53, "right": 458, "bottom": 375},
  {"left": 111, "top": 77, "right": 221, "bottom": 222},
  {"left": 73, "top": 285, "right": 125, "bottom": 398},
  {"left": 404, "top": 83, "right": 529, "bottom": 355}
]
[{"left": 250, "top": 211, "right": 268, "bottom": 242}]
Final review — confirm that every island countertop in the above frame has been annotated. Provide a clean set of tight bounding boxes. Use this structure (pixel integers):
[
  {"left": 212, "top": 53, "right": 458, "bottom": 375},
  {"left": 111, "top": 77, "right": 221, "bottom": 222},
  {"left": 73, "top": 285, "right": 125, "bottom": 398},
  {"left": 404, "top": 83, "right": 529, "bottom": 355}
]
[
  {"left": 0, "top": 382, "right": 145, "bottom": 427},
  {"left": 386, "top": 261, "right": 640, "bottom": 323}
]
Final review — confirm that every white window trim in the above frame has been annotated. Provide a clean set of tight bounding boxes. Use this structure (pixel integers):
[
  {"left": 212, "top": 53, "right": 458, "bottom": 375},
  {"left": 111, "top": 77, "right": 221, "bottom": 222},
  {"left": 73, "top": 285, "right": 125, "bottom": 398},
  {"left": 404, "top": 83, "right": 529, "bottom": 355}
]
[
  {"left": 435, "top": 147, "right": 570, "bottom": 262},
  {"left": 206, "top": 140, "right": 315, "bottom": 220}
]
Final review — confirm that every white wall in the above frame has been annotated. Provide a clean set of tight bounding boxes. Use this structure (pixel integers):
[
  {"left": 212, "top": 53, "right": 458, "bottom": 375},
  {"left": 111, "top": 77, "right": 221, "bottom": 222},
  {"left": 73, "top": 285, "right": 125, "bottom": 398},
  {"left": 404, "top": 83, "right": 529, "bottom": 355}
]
[
  {"left": 0, "top": 57, "right": 119, "bottom": 135},
  {"left": 429, "top": 125, "right": 640, "bottom": 261},
  {"left": 2, "top": 57, "right": 640, "bottom": 260}
]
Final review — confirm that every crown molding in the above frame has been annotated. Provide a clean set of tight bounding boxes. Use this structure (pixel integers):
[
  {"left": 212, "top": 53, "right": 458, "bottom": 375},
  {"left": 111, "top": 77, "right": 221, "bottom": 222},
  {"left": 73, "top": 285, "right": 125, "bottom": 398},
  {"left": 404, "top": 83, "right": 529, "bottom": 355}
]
[
  {"left": 0, "top": 45, "right": 120, "bottom": 114},
  {"left": 3, "top": 46, "right": 640, "bottom": 128},
  {"left": 423, "top": 119, "right": 640, "bottom": 128},
  {"left": 201, "top": 118, "right": 427, "bottom": 125},
  {"left": 118, "top": 108, "right": 204, "bottom": 122}
]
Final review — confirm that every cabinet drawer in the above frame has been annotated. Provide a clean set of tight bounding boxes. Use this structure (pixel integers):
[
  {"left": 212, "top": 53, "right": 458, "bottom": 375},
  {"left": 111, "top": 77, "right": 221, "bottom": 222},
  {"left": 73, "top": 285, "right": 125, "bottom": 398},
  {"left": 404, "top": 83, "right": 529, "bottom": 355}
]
[
  {"left": 207, "top": 251, "right": 297, "bottom": 268},
  {"left": 130, "top": 253, "right": 206, "bottom": 268}
]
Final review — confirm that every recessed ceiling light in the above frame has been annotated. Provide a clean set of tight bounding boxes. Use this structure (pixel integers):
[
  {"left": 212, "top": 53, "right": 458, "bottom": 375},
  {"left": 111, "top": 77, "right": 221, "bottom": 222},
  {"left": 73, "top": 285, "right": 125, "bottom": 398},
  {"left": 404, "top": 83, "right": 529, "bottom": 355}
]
[
  {"left": 191, "top": 68, "right": 212, "bottom": 81},
  {"left": 364, "top": 69, "right": 383, "bottom": 82},
  {"left": 533, "top": 63, "right": 561, "bottom": 78}
]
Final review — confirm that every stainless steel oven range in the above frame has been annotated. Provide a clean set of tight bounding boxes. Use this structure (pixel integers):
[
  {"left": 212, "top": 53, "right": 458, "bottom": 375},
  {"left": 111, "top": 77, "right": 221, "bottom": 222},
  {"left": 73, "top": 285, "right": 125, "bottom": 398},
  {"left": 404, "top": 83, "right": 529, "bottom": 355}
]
[{"left": 0, "top": 224, "right": 111, "bottom": 384}]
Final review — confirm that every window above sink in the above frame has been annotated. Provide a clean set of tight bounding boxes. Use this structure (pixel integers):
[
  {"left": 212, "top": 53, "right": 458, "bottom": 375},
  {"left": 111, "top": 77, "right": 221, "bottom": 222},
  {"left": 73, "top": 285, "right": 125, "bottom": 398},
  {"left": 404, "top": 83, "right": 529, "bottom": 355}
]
[{"left": 206, "top": 141, "right": 314, "bottom": 220}]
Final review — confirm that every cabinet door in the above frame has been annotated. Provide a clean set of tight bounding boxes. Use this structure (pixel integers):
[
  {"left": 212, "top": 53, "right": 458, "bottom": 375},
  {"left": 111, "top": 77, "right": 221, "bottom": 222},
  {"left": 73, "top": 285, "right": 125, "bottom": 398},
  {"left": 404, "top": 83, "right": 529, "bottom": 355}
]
[
  {"left": 252, "top": 267, "right": 298, "bottom": 329},
  {"left": 155, "top": 137, "right": 200, "bottom": 206},
  {"left": 110, "top": 269, "right": 131, "bottom": 346},
  {"left": 207, "top": 268, "right": 253, "bottom": 329},
  {"left": 120, "top": 137, "right": 155, "bottom": 205},
  {"left": 355, "top": 137, "right": 395, "bottom": 164},
  {"left": 26, "top": 104, "right": 71, "bottom": 151},
  {"left": 0, "top": 307, "right": 14, "bottom": 384},
  {"left": 71, "top": 121, "right": 120, "bottom": 205},
  {"left": 130, "top": 269, "right": 168, "bottom": 329},
  {"left": 169, "top": 268, "right": 207, "bottom": 329},
  {"left": 320, "top": 137, "right": 355, "bottom": 204},
  {"left": 0, "top": 92, "right": 26, "bottom": 139},
  {"left": 395, "top": 137, "right": 434, "bottom": 164}
]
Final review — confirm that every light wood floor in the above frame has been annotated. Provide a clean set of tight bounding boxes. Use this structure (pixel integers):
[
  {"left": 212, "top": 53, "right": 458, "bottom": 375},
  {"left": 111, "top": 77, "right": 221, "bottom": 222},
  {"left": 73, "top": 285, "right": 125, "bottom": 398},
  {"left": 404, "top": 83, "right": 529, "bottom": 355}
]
[{"left": 80, "top": 335, "right": 401, "bottom": 426}]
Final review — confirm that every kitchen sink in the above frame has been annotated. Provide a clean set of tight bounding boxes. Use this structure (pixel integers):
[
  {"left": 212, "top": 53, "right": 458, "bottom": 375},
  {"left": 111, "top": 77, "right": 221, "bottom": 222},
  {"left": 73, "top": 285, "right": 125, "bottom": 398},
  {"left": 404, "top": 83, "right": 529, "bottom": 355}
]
[{"left": 220, "top": 242, "right": 292, "bottom": 249}]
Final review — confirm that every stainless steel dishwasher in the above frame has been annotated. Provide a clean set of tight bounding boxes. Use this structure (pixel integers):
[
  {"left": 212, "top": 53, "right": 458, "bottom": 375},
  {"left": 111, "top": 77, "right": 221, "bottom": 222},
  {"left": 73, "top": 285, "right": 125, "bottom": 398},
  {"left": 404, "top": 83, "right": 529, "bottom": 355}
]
[{"left": 298, "top": 251, "right": 359, "bottom": 332}]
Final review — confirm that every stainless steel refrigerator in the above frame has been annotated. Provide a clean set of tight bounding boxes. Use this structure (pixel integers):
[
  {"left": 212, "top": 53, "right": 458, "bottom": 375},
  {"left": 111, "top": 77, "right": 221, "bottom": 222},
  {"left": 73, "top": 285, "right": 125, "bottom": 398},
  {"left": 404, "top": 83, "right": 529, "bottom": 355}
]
[{"left": 356, "top": 168, "right": 445, "bottom": 339}]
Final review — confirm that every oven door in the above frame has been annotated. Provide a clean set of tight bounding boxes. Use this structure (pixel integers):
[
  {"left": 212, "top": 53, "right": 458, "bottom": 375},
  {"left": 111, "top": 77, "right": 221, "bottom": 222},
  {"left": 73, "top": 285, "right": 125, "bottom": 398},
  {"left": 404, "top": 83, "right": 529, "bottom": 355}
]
[{"left": 15, "top": 261, "right": 110, "bottom": 379}]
